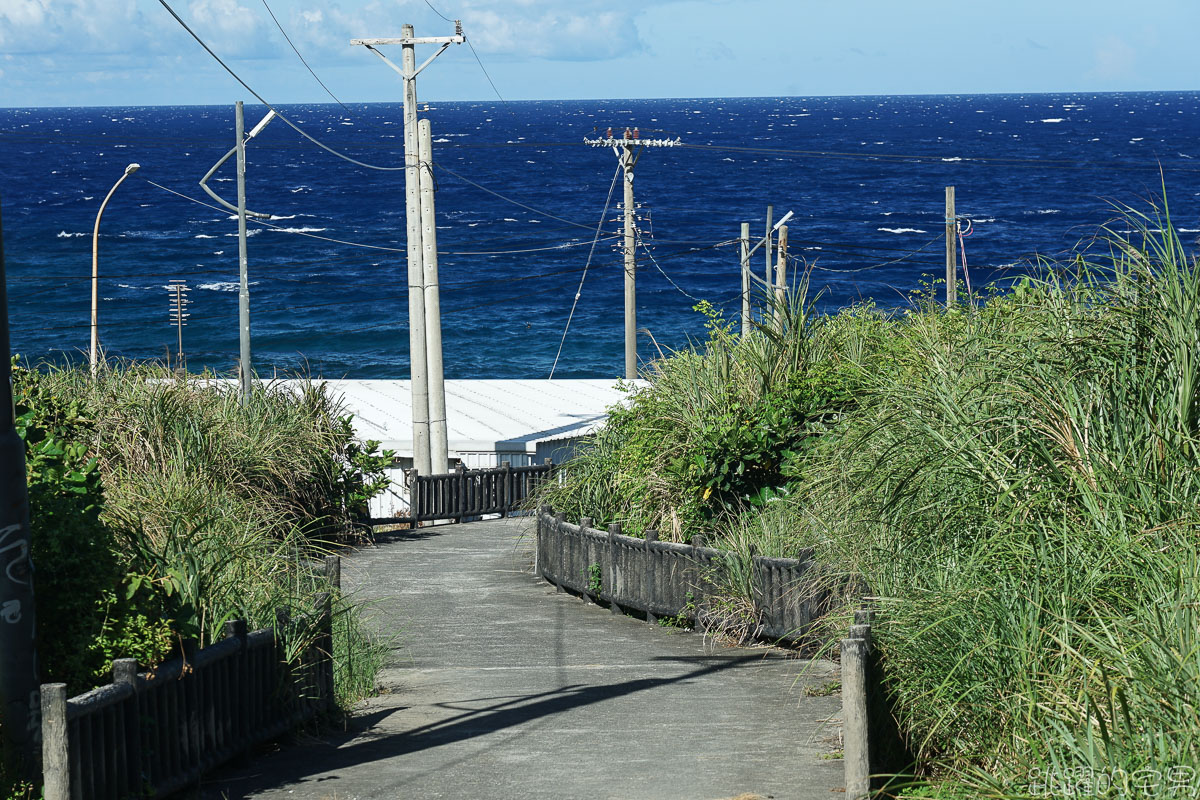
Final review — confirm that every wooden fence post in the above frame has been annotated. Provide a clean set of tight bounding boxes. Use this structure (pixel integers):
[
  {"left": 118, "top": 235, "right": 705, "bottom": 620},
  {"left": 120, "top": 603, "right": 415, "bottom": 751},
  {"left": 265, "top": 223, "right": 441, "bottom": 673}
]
[
  {"left": 644, "top": 530, "right": 658, "bottom": 625},
  {"left": 113, "top": 659, "right": 140, "bottom": 791},
  {"left": 500, "top": 461, "right": 511, "bottom": 518},
  {"left": 555, "top": 512, "right": 567, "bottom": 593},
  {"left": 842, "top": 621, "right": 872, "bottom": 799},
  {"left": 41, "top": 683, "right": 69, "bottom": 800},
  {"left": 324, "top": 555, "right": 341, "bottom": 594},
  {"left": 224, "top": 620, "right": 248, "bottom": 747},
  {"left": 455, "top": 463, "right": 466, "bottom": 523},
  {"left": 606, "top": 523, "right": 620, "bottom": 614},
  {"left": 315, "top": 592, "right": 334, "bottom": 711}
]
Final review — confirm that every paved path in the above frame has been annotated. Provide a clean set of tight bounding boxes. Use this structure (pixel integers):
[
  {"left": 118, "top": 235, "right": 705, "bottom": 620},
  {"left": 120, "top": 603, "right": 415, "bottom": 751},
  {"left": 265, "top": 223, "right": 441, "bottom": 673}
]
[{"left": 202, "top": 518, "right": 843, "bottom": 800}]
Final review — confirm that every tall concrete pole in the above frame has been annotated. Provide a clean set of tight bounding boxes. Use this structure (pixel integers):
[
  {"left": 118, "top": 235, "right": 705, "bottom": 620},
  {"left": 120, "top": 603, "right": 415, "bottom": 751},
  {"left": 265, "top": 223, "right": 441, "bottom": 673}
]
[
  {"left": 418, "top": 118, "right": 448, "bottom": 473},
  {"left": 765, "top": 204, "right": 774, "bottom": 289},
  {"left": 402, "top": 24, "right": 432, "bottom": 475},
  {"left": 235, "top": 101, "right": 252, "bottom": 406},
  {"left": 774, "top": 225, "right": 788, "bottom": 332},
  {"left": 0, "top": 198, "right": 39, "bottom": 780},
  {"left": 622, "top": 137, "right": 637, "bottom": 379},
  {"left": 945, "top": 186, "right": 957, "bottom": 307},
  {"left": 740, "top": 222, "right": 751, "bottom": 336}
]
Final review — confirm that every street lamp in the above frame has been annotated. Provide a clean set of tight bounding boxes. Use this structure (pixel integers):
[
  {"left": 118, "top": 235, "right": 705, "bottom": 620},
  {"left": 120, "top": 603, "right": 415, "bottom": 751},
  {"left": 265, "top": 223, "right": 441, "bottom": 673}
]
[{"left": 90, "top": 162, "right": 140, "bottom": 377}]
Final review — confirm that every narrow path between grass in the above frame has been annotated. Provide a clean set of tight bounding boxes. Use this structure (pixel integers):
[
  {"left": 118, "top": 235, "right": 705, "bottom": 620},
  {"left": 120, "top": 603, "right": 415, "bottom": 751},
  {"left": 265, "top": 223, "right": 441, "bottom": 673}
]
[{"left": 201, "top": 517, "right": 842, "bottom": 800}]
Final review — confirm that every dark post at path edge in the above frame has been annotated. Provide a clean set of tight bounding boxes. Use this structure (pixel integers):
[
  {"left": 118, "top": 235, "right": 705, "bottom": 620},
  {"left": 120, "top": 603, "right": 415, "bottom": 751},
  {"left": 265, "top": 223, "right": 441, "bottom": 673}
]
[{"left": 0, "top": 196, "right": 40, "bottom": 780}]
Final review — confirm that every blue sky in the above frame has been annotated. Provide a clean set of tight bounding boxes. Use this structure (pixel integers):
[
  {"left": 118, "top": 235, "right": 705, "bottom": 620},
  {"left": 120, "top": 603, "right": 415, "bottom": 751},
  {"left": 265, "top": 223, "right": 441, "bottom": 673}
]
[{"left": 1, "top": 0, "right": 1198, "bottom": 107}]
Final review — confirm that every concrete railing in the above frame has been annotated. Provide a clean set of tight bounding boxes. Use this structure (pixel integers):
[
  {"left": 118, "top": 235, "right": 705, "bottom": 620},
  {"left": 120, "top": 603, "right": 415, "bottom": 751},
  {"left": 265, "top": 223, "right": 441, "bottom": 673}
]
[
  {"left": 40, "top": 558, "right": 341, "bottom": 800},
  {"left": 536, "top": 508, "right": 899, "bottom": 796},
  {"left": 535, "top": 507, "right": 825, "bottom": 643},
  {"left": 407, "top": 461, "right": 553, "bottom": 523}
]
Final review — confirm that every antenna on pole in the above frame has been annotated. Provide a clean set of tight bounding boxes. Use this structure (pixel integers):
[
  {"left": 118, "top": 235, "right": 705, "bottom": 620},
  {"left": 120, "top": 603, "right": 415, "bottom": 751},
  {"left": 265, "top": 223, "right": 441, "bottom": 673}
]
[
  {"left": 583, "top": 129, "right": 681, "bottom": 379},
  {"left": 168, "top": 280, "right": 190, "bottom": 370}
]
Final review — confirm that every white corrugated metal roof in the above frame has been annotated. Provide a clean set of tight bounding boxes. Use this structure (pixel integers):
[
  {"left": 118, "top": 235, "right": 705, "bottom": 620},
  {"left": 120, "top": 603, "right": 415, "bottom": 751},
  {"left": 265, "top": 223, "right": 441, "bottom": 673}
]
[{"left": 310, "top": 379, "right": 642, "bottom": 457}]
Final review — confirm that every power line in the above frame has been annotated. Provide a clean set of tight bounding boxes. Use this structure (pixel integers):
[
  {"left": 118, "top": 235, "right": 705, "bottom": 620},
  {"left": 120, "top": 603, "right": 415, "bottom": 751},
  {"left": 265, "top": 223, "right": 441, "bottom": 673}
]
[
  {"left": 157, "top": 0, "right": 405, "bottom": 172},
  {"left": 550, "top": 164, "right": 621, "bottom": 379},
  {"left": 464, "top": 36, "right": 504, "bottom": 103},
  {"left": 260, "top": 0, "right": 350, "bottom": 112}
]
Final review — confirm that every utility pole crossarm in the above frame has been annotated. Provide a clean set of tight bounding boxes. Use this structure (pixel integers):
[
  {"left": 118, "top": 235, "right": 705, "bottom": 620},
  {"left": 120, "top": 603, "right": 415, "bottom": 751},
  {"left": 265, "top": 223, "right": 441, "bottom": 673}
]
[
  {"left": 351, "top": 35, "right": 465, "bottom": 45},
  {"left": 583, "top": 137, "right": 682, "bottom": 148}
]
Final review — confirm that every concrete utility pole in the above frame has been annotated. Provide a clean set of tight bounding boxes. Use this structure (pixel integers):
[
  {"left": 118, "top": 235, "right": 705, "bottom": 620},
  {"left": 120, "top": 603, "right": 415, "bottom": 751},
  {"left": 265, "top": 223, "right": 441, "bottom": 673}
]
[
  {"left": 352, "top": 22, "right": 463, "bottom": 475},
  {"left": 0, "top": 198, "right": 39, "bottom": 781},
  {"left": 199, "top": 104, "right": 276, "bottom": 404},
  {"left": 235, "top": 102, "right": 252, "bottom": 405},
  {"left": 739, "top": 210, "right": 793, "bottom": 336},
  {"left": 945, "top": 186, "right": 957, "bottom": 307},
  {"left": 774, "top": 225, "right": 789, "bottom": 331},
  {"left": 740, "top": 222, "right": 751, "bottom": 336},
  {"left": 418, "top": 119, "right": 448, "bottom": 473},
  {"left": 764, "top": 204, "right": 774, "bottom": 289},
  {"left": 584, "top": 128, "right": 681, "bottom": 379}
]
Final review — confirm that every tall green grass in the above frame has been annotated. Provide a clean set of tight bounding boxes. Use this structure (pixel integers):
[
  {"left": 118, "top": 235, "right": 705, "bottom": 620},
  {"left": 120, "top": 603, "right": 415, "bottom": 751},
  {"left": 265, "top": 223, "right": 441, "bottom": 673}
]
[
  {"left": 538, "top": 205, "right": 1200, "bottom": 792},
  {"left": 19, "top": 363, "right": 387, "bottom": 696}
]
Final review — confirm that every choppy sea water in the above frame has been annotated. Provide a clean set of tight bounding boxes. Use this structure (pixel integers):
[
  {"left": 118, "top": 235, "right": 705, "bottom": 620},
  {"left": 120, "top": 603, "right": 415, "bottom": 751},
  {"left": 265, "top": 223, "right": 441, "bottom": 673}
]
[{"left": 2, "top": 93, "right": 1198, "bottom": 378}]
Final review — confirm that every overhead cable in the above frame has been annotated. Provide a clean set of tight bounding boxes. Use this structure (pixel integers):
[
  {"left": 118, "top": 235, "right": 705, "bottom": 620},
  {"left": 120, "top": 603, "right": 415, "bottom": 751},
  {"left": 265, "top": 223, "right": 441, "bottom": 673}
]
[
  {"left": 157, "top": 0, "right": 405, "bottom": 171},
  {"left": 549, "top": 164, "right": 622, "bottom": 379}
]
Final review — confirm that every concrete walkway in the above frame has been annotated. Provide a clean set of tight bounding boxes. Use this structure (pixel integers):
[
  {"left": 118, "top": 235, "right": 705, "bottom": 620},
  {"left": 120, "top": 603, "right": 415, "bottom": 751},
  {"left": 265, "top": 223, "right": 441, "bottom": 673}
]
[{"left": 202, "top": 518, "right": 843, "bottom": 800}]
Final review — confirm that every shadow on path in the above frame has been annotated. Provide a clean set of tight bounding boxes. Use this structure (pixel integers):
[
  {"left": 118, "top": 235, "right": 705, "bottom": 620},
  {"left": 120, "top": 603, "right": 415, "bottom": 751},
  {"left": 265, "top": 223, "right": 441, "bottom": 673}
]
[{"left": 205, "top": 654, "right": 762, "bottom": 798}]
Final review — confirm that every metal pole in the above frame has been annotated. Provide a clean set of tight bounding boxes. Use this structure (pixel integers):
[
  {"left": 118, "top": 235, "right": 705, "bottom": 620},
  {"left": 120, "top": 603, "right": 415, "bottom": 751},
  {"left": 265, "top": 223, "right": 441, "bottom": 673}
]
[
  {"left": 764, "top": 204, "right": 774, "bottom": 290},
  {"left": 0, "top": 198, "right": 39, "bottom": 780},
  {"left": 622, "top": 139, "right": 636, "bottom": 380},
  {"left": 89, "top": 163, "right": 139, "bottom": 377},
  {"left": 418, "top": 118, "right": 448, "bottom": 474},
  {"left": 175, "top": 284, "right": 184, "bottom": 360},
  {"left": 945, "top": 186, "right": 957, "bottom": 307},
  {"left": 402, "top": 24, "right": 432, "bottom": 475},
  {"left": 739, "top": 222, "right": 751, "bottom": 336},
  {"left": 774, "top": 225, "right": 788, "bottom": 331},
  {"left": 235, "top": 101, "right": 252, "bottom": 406}
]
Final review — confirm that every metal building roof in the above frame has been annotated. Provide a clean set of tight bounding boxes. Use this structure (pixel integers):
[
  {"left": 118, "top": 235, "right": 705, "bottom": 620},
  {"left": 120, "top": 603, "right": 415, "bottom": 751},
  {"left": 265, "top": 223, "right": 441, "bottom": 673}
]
[{"left": 314, "top": 379, "right": 642, "bottom": 457}]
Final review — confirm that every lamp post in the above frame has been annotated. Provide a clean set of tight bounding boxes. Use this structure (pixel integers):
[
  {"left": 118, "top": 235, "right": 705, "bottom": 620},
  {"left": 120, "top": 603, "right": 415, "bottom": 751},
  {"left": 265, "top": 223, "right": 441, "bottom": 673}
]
[{"left": 90, "top": 162, "right": 140, "bottom": 377}]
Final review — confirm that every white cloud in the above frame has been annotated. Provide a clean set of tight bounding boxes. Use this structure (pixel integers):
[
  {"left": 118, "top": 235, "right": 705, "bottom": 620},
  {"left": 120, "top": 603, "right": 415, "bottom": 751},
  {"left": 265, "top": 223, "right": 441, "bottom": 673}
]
[{"left": 457, "top": 1, "right": 646, "bottom": 61}]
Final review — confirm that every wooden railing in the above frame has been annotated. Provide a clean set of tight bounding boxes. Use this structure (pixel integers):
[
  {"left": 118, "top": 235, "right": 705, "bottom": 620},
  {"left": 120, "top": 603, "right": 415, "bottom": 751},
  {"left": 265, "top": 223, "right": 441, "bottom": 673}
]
[
  {"left": 40, "top": 560, "right": 340, "bottom": 800},
  {"left": 535, "top": 507, "right": 827, "bottom": 643},
  {"left": 407, "top": 461, "right": 553, "bottom": 523}
]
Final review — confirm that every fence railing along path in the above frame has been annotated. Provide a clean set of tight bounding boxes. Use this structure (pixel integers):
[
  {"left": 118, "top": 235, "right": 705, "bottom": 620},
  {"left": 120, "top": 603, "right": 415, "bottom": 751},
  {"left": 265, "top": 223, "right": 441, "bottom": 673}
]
[
  {"left": 403, "top": 460, "right": 553, "bottom": 523},
  {"left": 40, "top": 556, "right": 342, "bottom": 800},
  {"left": 537, "top": 508, "right": 894, "bottom": 797},
  {"left": 536, "top": 507, "right": 828, "bottom": 643}
]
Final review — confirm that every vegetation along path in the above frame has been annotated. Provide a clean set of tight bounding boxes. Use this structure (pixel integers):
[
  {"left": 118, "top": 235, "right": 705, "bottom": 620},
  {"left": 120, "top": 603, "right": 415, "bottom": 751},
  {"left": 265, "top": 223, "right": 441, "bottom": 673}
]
[{"left": 202, "top": 517, "right": 842, "bottom": 800}]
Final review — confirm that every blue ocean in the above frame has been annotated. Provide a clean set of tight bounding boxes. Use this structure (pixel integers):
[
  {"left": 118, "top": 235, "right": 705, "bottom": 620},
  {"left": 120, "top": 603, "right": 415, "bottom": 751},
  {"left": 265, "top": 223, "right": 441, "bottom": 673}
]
[{"left": 2, "top": 93, "right": 1198, "bottom": 378}]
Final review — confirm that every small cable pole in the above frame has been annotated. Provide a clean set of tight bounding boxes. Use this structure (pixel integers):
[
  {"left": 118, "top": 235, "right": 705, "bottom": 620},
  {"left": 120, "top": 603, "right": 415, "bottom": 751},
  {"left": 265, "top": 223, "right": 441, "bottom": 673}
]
[
  {"left": 765, "top": 204, "right": 774, "bottom": 290},
  {"left": 235, "top": 101, "right": 252, "bottom": 407},
  {"left": 945, "top": 186, "right": 957, "bottom": 306},
  {"left": 774, "top": 225, "right": 789, "bottom": 332},
  {"left": 168, "top": 280, "right": 190, "bottom": 370},
  {"left": 584, "top": 127, "right": 681, "bottom": 379},
  {"left": 740, "top": 222, "right": 751, "bottom": 335}
]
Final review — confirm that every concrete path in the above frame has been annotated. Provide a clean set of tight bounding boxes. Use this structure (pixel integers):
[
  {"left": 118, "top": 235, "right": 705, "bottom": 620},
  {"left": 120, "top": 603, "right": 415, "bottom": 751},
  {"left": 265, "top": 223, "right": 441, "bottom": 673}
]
[{"left": 202, "top": 518, "right": 843, "bottom": 800}]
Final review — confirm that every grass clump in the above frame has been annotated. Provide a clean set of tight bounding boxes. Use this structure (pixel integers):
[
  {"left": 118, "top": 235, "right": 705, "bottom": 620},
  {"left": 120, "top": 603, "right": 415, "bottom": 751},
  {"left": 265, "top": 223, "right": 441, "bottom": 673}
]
[
  {"left": 537, "top": 201, "right": 1200, "bottom": 793},
  {"left": 15, "top": 363, "right": 390, "bottom": 696}
]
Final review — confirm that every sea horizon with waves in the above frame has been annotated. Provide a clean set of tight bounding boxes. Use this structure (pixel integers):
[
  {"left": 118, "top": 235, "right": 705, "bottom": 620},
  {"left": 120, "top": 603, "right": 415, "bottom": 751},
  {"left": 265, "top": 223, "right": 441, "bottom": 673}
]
[{"left": 2, "top": 92, "right": 1199, "bottom": 379}]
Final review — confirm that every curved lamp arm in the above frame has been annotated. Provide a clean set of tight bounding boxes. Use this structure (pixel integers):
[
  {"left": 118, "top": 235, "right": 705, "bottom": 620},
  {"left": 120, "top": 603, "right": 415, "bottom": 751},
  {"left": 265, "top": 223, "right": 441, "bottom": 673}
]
[{"left": 199, "top": 110, "right": 276, "bottom": 219}]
